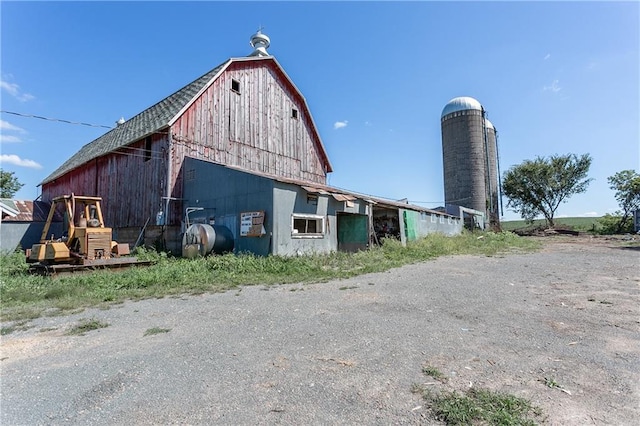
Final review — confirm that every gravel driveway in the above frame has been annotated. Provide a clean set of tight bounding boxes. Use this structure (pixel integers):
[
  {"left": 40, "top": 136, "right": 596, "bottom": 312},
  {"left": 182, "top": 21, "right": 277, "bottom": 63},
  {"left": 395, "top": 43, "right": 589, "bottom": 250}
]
[{"left": 1, "top": 236, "right": 638, "bottom": 425}]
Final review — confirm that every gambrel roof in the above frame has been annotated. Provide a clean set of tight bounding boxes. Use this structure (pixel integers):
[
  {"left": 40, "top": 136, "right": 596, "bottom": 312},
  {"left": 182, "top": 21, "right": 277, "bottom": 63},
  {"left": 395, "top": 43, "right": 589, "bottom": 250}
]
[{"left": 41, "top": 56, "right": 332, "bottom": 185}]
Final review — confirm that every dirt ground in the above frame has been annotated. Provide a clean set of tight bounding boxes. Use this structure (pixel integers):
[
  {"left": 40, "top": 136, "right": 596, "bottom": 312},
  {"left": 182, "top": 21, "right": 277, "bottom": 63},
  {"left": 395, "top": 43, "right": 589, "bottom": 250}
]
[{"left": 1, "top": 235, "right": 639, "bottom": 425}]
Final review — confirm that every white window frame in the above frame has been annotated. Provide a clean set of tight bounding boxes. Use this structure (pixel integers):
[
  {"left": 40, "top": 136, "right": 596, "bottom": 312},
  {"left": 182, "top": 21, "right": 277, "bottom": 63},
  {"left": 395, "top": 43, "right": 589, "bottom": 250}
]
[
  {"left": 431, "top": 213, "right": 437, "bottom": 223},
  {"left": 291, "top": 214, "right": 325, "bottom": 238},
  {"left": 439, "top": 215, "right": 445, "bottom": 224}
]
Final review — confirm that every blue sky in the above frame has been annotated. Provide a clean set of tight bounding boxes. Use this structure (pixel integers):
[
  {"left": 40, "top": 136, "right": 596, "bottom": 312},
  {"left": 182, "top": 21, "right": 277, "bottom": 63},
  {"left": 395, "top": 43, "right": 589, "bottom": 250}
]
[{"left": 1, "top": 1, "right": 638, "bottom": 221}]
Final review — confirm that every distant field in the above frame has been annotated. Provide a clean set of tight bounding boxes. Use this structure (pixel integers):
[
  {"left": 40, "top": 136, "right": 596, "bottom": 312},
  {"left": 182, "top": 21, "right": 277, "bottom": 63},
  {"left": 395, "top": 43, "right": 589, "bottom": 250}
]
[{"left": 501, "top": 217, "right": 601, "bottom": 232}]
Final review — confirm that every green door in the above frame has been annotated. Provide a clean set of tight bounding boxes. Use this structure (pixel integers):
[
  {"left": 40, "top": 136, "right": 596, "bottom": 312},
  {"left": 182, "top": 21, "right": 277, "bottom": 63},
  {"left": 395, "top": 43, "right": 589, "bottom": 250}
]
[{"left": 337, "top": 213, "right": 368, "bottom": 252}]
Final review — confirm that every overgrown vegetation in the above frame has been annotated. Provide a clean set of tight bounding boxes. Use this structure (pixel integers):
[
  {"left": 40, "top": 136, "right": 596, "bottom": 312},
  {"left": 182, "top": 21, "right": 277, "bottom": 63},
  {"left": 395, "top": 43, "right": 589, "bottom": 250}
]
[
  {"left": 417, "top": 387, "right": 542, "bottom": 425},
  {"left": 66, "top": 318, "right": 109, "bottom": 335},
  {"left": 1, "top": 232, "right": 538, "bottom": 321},
  {"left": 144, "top": 327, "right": 171, "bottom": 336},
  {"left": 607, "top": 169, "right": 640, "bottom": 233},
  {"left": 596, "top": 213, "right": 634, "bottom": 235},
  {"left": 414, "top": 364, "right": 543, "bottom": 425},
  {"left": 422, "top": 365, "right": 446, "bottom": 381}
]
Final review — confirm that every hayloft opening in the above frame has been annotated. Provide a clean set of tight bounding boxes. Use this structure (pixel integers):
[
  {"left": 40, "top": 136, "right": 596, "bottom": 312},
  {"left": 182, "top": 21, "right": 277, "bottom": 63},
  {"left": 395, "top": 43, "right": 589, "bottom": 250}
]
[{"left": 144, "top": 136, "right": 152, "bottom": 162}]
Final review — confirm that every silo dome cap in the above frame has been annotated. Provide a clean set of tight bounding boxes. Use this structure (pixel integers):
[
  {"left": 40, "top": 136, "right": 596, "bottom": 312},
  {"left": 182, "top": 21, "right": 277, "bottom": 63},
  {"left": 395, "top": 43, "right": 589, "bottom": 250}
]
[
  {"left": 441, "top": 96, "right": 483, "bottom": 118},
  {"left": 485, "top": 119, "right": 494, "bottom": 130}
]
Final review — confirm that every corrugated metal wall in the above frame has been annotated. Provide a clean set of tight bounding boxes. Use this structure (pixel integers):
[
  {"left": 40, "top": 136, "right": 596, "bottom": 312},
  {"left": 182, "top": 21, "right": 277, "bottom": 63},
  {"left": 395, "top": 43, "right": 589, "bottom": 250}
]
[
  {"left": 182, "top": 157, "right": 275, "bottom": 256},
  {"left": 402, "top": 210, "right": 463, "bottom": 239}
]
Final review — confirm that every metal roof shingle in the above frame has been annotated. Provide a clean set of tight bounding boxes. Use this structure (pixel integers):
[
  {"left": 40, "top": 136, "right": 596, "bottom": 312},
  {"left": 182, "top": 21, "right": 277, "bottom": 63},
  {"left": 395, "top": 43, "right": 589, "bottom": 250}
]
[{"left": 41, "top": 60, "right": 229, "bottom": 185}]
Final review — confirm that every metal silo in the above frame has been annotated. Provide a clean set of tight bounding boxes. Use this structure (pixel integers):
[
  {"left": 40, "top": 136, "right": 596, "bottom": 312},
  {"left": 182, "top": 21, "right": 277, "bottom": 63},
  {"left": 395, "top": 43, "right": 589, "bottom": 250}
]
[{"left": 441, "top": 96, "right": 500, "bottom": 229}]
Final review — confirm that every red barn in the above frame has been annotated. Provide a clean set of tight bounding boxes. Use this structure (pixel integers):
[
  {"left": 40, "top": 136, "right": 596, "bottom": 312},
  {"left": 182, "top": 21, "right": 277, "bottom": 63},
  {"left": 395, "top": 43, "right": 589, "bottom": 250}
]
[{"left": 40, "top": 31, "right": 333, "bottom": 252}]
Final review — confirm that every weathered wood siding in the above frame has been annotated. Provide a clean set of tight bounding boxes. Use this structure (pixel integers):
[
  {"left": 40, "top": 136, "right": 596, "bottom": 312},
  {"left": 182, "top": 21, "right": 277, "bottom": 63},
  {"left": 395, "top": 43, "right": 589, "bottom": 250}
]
[
  {"left": 41, "top": 133, "right": 169, "bottom": 230},
  {"left": 170, "top": 61, "right": 328, "bottom": 197},
  {"left": 41, "top": 59, "right": 329, "bottom": 235}
]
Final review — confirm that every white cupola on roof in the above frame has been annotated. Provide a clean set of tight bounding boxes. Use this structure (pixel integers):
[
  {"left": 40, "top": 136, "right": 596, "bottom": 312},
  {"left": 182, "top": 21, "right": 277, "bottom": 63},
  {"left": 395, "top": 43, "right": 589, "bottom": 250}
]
[{"left": 249, "top": 28, "right": 271, "bottom": 57}]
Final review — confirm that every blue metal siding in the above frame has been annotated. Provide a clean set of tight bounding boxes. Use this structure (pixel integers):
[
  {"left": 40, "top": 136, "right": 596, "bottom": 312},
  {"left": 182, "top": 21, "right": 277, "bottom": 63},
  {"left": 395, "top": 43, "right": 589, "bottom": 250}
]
[{"left": 182, "top": 158, "right": 275, "bottom": 256}]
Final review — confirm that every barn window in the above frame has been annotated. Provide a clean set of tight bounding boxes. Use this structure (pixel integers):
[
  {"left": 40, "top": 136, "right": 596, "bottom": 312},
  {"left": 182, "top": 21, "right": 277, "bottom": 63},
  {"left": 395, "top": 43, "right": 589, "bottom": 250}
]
[
  {"left": 439, "top": 215, "right": 445, "bottom": 224},
  {"left": 431, "top": 213, "right": 437, "bottom": 223},
  {"left": 292, "top": 214, "right": 325, "bottom": 238},
  {"left": 291, "top": 108, "right": 298, "bottom": 119},
  {"left": 231, "top": 79, "right": 240, "bottom": 93},
  {"left": 144, "top": 136, "right": 152, "bottom": 162}
]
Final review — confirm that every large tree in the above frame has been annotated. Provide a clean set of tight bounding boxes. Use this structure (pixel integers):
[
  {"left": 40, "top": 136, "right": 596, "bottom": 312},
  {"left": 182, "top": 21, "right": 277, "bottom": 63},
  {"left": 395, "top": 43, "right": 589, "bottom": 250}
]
[
  {"left": 608, "top": 169, "right": 640, "bottom": 233},
  {"left": 502, "top": 153, "right": 592, "bottom": 228},
  {"left": 0, "top": 169, "right": 24, "bottom": 198}
]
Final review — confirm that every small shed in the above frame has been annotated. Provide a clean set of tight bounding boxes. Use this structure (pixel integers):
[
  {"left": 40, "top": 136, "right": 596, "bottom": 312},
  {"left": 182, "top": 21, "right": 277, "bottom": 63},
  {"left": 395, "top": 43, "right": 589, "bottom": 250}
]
[
  {"left": 182, "top": 158, "right": 462, "bottom": 256},
  {"left": 0, "top": 199, "right": 63, "bottom": 252}
]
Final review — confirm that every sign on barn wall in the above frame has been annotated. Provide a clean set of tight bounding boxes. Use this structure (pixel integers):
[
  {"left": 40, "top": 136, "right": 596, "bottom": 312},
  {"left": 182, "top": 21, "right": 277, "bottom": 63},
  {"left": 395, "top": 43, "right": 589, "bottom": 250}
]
[{"left": 240, "top": 211, "right": 266, "bottom": 237}]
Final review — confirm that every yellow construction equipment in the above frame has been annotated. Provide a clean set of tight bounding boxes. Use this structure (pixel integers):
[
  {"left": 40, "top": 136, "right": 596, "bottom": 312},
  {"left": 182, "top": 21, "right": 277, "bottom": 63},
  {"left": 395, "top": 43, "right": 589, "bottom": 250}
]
[{"left": 27, "top": 194, "right": 150, "bottom": 275}]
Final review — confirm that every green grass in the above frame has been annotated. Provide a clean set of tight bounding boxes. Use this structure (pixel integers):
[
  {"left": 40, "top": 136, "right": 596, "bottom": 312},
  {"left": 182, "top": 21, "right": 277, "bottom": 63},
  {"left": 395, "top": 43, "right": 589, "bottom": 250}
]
[
  {"left": 423, "top": 365, "right": 447, "bottom": 381},
  {"left": 0, "top": 232, "right": 539, "bottom": 321},
  {"left": 422, "top": 387, "right": 542, "bottom": 425},
  {"left": 66, "top": 318, "right": 109, "bottom": 335},
  {"left": 414, "top": 363, "right": 543, "bottom": 425},
  {"left": 0, "top": 320, "right": 33, "bottom": 335},
  {"left": 144, "top": 327, "right": 171, "bottom": 336},
  {"left": 501, "top": 216, "right": 601, "bottom": 232}
]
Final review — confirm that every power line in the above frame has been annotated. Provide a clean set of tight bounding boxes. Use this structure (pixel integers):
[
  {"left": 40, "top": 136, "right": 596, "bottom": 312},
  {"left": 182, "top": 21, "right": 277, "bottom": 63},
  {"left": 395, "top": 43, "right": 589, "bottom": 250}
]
[{"left": 0, "top": 110, "right": 114, "bottom": 129}]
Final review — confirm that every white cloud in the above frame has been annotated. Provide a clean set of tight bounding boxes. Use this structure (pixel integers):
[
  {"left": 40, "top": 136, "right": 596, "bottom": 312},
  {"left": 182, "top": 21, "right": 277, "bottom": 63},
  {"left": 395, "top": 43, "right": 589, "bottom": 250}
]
[
  {"left": 544, "top": 53, "right": 551, "bottom": 60},
  {"left": 543, "top": 79, "right": 561, "bottom": 93},
  {"left": 0, "top": 154, "right": 42, "bottom": 169},
  {"left": 556, "top": 214, "right": 569, "bottom": 218},
  {"left": 0, "top": 134, "right": 23, "bottom": 143},
  {"left": 582, "top": 211, "right": 599, "bottom": 217},
  {"left": 0, "top": 120, "right": 26, "bottom": 133},
  {"left": 364, "top": 121, "right": 372, "bottom": 126},
  {"left": 334, "top": 120, "right": 348, "bottom": 129},
  {"left": 0, "top": 79, "right": 35, "bottom": 102}
]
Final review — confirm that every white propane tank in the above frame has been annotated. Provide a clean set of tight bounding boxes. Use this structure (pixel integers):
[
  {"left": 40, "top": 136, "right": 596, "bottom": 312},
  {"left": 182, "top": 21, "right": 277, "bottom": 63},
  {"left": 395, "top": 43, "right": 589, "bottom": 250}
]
[{"left": 182, "top": 224, "right": 234, "bottom": 258}]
